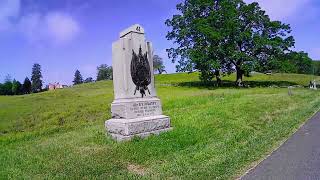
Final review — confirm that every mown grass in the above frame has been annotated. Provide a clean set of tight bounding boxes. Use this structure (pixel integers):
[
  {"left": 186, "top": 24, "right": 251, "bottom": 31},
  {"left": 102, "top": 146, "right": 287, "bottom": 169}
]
[{"left": 0, "top": 73, "right": 320, "bottom": 179}]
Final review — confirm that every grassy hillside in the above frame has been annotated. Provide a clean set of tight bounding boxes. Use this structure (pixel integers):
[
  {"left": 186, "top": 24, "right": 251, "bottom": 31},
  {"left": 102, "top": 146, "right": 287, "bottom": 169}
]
[{"left": 1, "top": 73, "right": 320, "bottom": 179}]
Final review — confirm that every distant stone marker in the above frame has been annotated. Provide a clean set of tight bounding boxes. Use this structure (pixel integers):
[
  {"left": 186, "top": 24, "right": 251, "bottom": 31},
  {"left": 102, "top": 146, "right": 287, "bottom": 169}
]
[
  {"left": 309, "top": 80, "right": 317, "bottom": 90},
  {"left": 105, "top": 24, "right": 172, "bottom": 141}
]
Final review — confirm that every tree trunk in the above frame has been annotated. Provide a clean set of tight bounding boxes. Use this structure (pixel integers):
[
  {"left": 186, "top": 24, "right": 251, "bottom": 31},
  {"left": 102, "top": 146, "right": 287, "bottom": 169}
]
[
  {"left": 158, "top": 69, "right": 162, "bottom": 74},
  {"left": 235, "top": 66, "right": 243, "bottom": 87},
  {"left": 215, "top": 70, "right": 222, "bottom": 86}
]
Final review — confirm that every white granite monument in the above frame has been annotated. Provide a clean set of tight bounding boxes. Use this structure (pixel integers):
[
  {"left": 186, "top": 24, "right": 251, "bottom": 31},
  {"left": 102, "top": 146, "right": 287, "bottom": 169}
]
[
  {"left": 105, "top": 24, "right": 172, "bottom": 141},
  {"left": 310, "top": 80, "right": 317, "bottom": 90}
]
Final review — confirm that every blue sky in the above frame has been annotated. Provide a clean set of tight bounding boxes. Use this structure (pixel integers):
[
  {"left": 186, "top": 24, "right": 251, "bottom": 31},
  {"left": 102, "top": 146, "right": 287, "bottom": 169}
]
[{"left": 0, "top": 0, "right": 319, "bottom": 85}]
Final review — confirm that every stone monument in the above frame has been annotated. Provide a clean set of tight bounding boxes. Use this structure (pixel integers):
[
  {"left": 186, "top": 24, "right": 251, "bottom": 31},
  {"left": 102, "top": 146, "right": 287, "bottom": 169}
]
[
  {"left": 309, "top": 80, "right": 317, "bottom": 90},
  {"left": 105, "top": 24, "right": 172, "bottom": 141}
]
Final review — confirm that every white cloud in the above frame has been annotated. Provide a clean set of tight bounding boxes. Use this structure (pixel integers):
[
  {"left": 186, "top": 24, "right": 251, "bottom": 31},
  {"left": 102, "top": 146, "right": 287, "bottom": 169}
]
[
  {"left": 0, "top": 0, "right": 80, "bottom": 45},
  {"left": 18, "top": 13, "right": 43, "bottom": 43},
  {"left": 244, "top": 0, "right": 312, "bottom": 21},
  {"left": 45, "top": 12, "right": 80, "bottom": 44},
  {"left": 0, "top": 0, "right": 20, "bottom": 30},
  {"left": 18, "top": 12, "right": 80, "bottom": 45}
]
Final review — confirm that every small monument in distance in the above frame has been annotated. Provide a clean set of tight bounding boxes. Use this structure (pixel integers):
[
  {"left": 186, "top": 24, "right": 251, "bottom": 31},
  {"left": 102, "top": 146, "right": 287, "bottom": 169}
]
[
  {"left": 105, "top": 24, "right": 172, "bottom": 141},
  {"left": 309, "top": 80, "right": 317, "bottom": 90}
]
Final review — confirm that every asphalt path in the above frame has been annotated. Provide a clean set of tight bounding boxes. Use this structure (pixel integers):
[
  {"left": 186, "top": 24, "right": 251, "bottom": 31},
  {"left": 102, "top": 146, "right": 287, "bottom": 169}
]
[{"left": 241, "top": 111, "right": 320, "bottom": 180}]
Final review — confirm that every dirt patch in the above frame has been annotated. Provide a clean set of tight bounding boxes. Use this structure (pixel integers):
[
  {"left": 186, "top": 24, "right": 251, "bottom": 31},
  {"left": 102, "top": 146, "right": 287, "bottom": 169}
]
[{"left": 127, "top": 164, "right": 147, "bottom": 176}]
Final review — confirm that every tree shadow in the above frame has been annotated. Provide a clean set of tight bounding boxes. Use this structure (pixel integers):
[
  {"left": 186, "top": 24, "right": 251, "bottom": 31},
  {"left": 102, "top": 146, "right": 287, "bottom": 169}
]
[{"left": 177, "top": 80, "right": 301, "bottom": 89}]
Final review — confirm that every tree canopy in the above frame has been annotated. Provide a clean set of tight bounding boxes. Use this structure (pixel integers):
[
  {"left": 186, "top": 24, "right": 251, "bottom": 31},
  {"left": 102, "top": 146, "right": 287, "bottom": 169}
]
[
  {"left": 153, "top": 55, "right": 166, "bottom": 74},
  {"left": 166, "top": 0, "right": 295, "bottom": 85},
  {"left": 22, "top": 77, "right": 32, "bottom": 94},
  {"left": 313, "top": 61, "right": 320, "bottom": 76},
  {"left": 264, "top": 51, "right": 313, "bottom": 74},
  {"left": 12, "top": 79, "right": 22, "bottom": 95},
  {"left": 31, "top": 63, "right": 43, "bottom": 92},
  {"left": 0, "top": 76, "right": 32, "bottom": 96},
  {"left": 0, "top": 75, "right": 13, "bottom": 95},
  {"left": 84, "top": 77, "right": 94, "bottom": 83},
  {"left": 73, "top": 70, "right": 83, "bottom": 85},
  {"left": 96, "top": 64, "right": 113, "bottom": 81}
]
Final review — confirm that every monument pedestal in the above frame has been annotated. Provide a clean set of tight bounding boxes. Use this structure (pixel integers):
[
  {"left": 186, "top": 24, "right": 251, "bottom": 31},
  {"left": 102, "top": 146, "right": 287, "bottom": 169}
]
[
  {"left": 106, "top": 97, "right": 171, "bottom": 141},
  {"left": 106, "top": 115, "right": 172, "bottom": 141}
]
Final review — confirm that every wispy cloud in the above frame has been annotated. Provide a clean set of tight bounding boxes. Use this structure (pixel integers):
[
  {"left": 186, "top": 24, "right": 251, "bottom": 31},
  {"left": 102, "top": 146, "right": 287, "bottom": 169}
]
[
  {"left": 0, "top": 0, "right": 80, "bottom": 45},
  {"left": 0, "top": 0, "right": 20, "bottom": 30},
  {"left": 45, "top": 12, "right": 80, "bottom": 44},
  {"left": 244, "top": 0, "right": 312, "bottom": 21}
]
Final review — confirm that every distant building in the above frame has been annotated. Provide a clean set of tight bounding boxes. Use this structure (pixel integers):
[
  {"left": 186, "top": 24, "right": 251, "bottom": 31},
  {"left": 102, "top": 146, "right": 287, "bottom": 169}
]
[{"left": 48, "top": 82, "right": 67, "bottom": 90}]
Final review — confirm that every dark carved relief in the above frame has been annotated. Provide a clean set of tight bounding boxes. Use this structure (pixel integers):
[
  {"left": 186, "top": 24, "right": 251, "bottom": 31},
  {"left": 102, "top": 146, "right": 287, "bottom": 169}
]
[{"left": 131, "top": 46, "right": 151, "bottom": 98}]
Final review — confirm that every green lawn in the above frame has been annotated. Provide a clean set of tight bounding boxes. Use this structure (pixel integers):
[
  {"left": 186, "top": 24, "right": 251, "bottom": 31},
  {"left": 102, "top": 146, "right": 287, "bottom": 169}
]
[{"left": 1, "top": 73, "right": 320, "bottom": 179}]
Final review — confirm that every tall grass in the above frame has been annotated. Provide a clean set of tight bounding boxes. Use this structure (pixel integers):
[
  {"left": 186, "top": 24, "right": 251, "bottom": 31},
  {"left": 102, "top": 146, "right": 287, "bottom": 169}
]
[{"left": 0, "top": 73, "right": 319, "bottom": 179}]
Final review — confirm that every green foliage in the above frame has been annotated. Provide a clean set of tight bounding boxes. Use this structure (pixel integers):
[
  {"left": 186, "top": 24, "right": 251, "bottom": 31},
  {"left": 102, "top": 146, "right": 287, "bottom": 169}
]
[
  {"left": 312, "top": 61, "right": 320, "bottom": 76},
  {"left": 96, "top": 64, "right": 113, "bottom": 81},
  {"left": 22, "top": 77, "right": 32, "bottom": 94},
  {"left": 267, "top": 58, "right": 296, "bottom": 73},
  {"left": 0, "top": 76, "right": 31, "bottom": 96},
  {"left": 291, "top": 52, "right": 313, "bottom": 74},
  {"left": 84, "top": 77, "right": 94, "bottom": 83},
  {"left": 31, "top": 63, "right": 43, "bottom": 93},
  {"left": 1, "top": 73, "right": 320, "bottom": 179},
  {"left": 267, "top": 51, "right": 313, "bottom": 74},
  {"left": 2, "top": 81, "right": 13, "bottom": 95},
  {"left": 0, "top": 75, "right": 13, "bottom": 95},
  {"left": 242, "top": 62, "right": 255, "bottom": 77},
  {"left": 4, "top": 74, "right": 12, "bottom": 83},
  {"left": 153, "top": 55, "right": 166, "bottom": 74},
  {"left": 166, "top": 0, "right": 294, "bottom": 86},
  {"left": 73, "top": 70, "right": 83, "bottom": 85},
  {"left": 12, "top": 80, "right": 22, "bottom": 95}
]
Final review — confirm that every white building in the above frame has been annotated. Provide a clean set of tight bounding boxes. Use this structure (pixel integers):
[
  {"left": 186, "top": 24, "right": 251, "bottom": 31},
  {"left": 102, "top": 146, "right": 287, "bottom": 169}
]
[{"left": 48, "top": 82, "right": 66, "bottom": 90}]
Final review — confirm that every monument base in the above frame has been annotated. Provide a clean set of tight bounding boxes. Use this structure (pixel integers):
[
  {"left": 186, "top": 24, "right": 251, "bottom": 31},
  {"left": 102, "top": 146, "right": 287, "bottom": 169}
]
[
  {"left": 105, "top": 115, "right": 172, "bottom": 141},
  {"left": 111, "top": 97, "right": 163, "bottom": 119}
]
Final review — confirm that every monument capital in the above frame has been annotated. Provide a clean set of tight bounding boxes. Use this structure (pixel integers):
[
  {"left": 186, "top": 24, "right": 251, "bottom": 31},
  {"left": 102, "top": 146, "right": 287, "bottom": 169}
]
[{"left": 120, "top": 24, "right": 145, "bottom": 38}]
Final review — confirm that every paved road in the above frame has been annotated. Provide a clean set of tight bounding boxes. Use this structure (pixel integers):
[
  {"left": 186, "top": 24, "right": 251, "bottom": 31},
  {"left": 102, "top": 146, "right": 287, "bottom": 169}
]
[{"left": 241, "top": 112, "right": 320, "bottom": 180}]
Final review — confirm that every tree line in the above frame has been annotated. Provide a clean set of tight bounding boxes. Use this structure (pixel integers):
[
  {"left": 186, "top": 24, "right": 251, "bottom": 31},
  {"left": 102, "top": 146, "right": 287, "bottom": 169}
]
[
  {"left": 312, "top": 61, "right": 320, "bottom": 75},
  {"left": 72, "top": 64, "right": 113, "bottom": 85},
  {"left": 72, "top": 56, "right": 167, "bottom": 85},
  {"left": 166, "top": 0, "right": 319, "bottom": 86},
  {"left": 1, "top": 56, "right": 167, "bottom": 95},
  {"left": 0, "top": 63, "right": 42, "bottom": 95}
]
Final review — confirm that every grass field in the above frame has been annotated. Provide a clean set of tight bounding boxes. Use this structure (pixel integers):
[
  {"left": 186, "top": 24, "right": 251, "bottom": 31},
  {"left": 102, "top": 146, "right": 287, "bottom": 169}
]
[{"left": 1, "top": 73, "right": 320, "bottom": 179}]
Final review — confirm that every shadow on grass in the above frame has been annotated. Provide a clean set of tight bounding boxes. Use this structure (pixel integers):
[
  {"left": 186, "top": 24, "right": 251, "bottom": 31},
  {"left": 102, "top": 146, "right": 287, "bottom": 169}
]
[{"left": 177, "top": 80, "right": 300, "bottom": 89}]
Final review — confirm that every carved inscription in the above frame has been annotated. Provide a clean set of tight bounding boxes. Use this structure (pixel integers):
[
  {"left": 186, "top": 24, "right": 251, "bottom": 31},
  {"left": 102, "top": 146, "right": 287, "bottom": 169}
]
[{"left": 130, "top": 101, "right": 160, "bottom": 117}]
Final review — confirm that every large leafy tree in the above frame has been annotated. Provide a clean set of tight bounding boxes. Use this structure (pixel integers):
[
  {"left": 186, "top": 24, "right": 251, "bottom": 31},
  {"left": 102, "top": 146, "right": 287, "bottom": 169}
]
[
  {"left": 153, "top": 55, "right": 167, "bottom": 74},
  {"left": 73, "top": 70, "right": 83, "bottom": 85},
  {"left": 31, "top": 63, "right": 43, "bottom": 92},
  {"left": 166, "top": 0, "right": 294, "bottom": 86},
  {"left": 22, "top": 77, "right": 32, "bottom": 94},
  {"left": 96, "top": 64, "right": 113, "bottom": 81}
]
